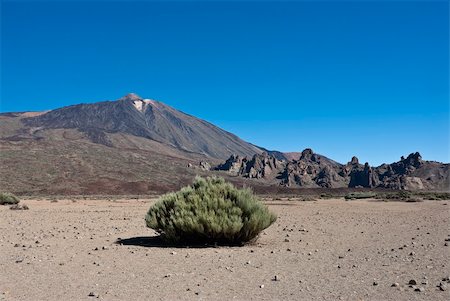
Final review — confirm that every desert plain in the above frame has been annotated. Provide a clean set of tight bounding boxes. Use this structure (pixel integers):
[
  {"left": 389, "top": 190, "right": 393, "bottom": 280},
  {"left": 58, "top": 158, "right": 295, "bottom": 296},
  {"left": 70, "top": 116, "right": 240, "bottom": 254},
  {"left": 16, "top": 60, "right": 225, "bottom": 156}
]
[{"left": 1, "top": 197, "right": 449, "bottom": 301}]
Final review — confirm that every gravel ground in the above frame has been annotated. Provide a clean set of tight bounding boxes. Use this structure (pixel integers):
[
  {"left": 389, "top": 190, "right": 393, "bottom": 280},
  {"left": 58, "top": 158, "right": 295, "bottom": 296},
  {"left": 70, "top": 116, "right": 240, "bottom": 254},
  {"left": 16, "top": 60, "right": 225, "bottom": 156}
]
[{"left": 1, "top": 198, "right": 449, "bottom": 300}]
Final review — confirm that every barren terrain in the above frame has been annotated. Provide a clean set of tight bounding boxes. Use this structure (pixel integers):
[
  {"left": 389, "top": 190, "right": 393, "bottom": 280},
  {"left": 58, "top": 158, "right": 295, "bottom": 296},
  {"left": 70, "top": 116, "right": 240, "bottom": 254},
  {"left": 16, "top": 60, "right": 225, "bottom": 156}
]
[{"left": 1, "top": 198, "right": 449, "bottom": 300}]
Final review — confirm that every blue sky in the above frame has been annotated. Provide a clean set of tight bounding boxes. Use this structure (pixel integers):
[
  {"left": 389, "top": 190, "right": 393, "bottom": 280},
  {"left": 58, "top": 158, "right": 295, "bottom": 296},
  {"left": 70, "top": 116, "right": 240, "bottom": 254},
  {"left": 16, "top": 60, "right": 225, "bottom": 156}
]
[{"left": 1, "top": 0, "right": 448, "bottom": 165}]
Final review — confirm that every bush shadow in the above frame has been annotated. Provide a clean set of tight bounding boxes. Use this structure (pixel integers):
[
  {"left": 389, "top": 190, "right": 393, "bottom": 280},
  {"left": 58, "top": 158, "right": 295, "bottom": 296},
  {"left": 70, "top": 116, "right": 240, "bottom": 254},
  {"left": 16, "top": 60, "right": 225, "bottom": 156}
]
[{"left": 115, "top": 236, "right": 233, "bottom": 249}]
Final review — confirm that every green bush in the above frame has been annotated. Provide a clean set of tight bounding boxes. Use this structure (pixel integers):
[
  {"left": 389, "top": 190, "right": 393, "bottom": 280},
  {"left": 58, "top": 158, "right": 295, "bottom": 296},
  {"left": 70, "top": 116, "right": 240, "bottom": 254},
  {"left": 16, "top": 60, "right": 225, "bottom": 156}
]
[
  {"left": 145, "top": 176, "right": 277, "bottom": 245},
  {"left": 344, "top": 192, "right": 377, "bottom": 200},
  {"left": 300, "top": 196, "right": 316, "bottom": 202},
  {"left": 384, "top": 191, "right": 412, "bottom": 200},
  {"left": 419, "top": 192, "right": 450, "bottom": 200},
  {"left": 0, "top": 192, "right": 20, "bottom": 205}
]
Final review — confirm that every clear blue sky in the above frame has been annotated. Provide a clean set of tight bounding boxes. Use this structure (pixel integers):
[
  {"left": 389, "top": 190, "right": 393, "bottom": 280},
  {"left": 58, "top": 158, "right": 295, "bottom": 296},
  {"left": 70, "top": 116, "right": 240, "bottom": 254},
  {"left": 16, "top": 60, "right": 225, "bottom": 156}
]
[{"left": 1, "top": 0, "right": 449, "bottom": 165}]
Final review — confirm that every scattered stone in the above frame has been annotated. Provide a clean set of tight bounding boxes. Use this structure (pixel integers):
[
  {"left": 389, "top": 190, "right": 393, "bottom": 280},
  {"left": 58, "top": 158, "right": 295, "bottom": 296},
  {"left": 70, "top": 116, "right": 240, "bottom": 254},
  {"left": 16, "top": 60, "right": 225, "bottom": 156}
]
[
  {"left": 391, "top": 283, "right": 399, "bottom": 287},
  {"left": 273, "top": 275, "right": 279, "bottom": 281},
  {"left": 438, "top": 282, "right": 447, "bottom": 291},
  {"left": 260, "top": 285, "right": 264, "bottom": 289},
  {"left": 373, "top": 281, "right": 378, "bottom": 286},
  {"left": 88, "top": 292, "right": 97, "bottom": 297},
  {"left": 408, "top": 280, "right": 417, "bottom": 285},
  {"left": 170, "top": 251, "right": 177, "bottom": 255},
  {"left": 414, "top": 287, "right": 425, "bottom": 292},
  {"left": 284, "top": 238, "right": 290, "bottom": 242}
]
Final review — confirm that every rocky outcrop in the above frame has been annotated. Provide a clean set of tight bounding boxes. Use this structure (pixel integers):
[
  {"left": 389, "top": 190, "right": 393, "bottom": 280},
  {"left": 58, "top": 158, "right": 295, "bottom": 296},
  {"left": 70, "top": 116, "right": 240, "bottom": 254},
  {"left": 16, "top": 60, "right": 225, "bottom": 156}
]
[
  {"left": 187, "top": 161, "right": 212, "bottom": 171},
  {"left": 215, "top": 152, "right": 282, "bottom": 179},
  {"left": 215, "top": 154, "right": 247, "bottom": 175},
  {"left": 279, "top": 149, "right": 345, "bottom": 188},
  {"left": 215, "top": 149, "right": 449, "bottom": 190}
]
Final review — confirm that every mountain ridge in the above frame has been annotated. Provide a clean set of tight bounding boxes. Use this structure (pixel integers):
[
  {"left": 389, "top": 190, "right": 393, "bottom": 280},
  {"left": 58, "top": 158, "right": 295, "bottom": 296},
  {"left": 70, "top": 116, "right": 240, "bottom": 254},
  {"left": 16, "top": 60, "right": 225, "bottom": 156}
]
[
  {"left": 0, "top": 93, "right": 448, "bottom": 194},
  {"left": 214, "top": 149, "right": 449, "bottom": 190}
]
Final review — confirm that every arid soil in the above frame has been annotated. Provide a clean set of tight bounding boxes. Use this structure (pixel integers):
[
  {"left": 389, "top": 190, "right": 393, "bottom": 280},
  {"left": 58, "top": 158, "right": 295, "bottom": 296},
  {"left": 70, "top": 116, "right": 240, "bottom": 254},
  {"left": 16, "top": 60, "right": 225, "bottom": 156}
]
[{"left": 1, "top": 198, "right": 449, "bottom": 300}]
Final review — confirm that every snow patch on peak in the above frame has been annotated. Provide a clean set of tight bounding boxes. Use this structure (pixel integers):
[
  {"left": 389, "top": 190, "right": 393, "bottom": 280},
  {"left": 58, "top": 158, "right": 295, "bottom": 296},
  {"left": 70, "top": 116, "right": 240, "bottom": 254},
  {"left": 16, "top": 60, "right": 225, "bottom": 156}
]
[
  {"left": 133, "top": 100, "right": 144, "bottom": 112},
  {"left": 132, "top": 99, "right": 157, "bottom": 112}
]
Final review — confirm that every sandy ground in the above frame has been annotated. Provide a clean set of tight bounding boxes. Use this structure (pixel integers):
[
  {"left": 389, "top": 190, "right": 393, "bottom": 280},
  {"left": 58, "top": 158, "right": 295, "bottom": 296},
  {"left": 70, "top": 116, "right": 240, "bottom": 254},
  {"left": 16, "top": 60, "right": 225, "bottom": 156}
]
[{"left": 1, "top": 198, "right": 449, "bottom": 301}]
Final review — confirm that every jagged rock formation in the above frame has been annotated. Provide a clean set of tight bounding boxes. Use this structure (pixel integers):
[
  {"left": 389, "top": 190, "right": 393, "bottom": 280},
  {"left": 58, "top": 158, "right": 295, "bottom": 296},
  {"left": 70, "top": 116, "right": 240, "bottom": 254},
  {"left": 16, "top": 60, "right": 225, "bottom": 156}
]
[
  {"left": 215, "top": 149, "right": 449, "bottom": 190},
  {"left": 215, "top": 153, "right": 283, "bottom": 179}
]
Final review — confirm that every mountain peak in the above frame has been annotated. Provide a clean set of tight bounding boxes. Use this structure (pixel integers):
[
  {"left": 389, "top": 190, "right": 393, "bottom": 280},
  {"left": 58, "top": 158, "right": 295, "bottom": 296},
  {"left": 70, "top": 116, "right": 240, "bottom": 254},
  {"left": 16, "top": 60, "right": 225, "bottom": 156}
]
[
  {"left": 119, "top": 93, "right": 159, "bottom": 112},
  {"left": 121, "top": 93, "right": 142, "bottom": 101},
  {"left": 21, "top": 94, "right": 262, "bottom": 159},
  {"left": 300, "top": 148, "right": 314, "bottom": 160}
]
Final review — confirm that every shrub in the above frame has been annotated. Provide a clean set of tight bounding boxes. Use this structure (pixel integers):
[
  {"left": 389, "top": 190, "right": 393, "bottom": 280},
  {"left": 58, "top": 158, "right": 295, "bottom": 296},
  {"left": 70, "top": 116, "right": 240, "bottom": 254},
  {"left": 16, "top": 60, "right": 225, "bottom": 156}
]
[
  {"left": 145, "top": 176, "right": 277, "bottom": 245},
  {"left": 300, "top": 196, "right": 316, "bottom": 202},
  {"left": 384, "top": 191, "right": 412, "bottom": 200},
  {"left": 320, "top": 193, "right": 334, "bottom": 199},
  {"left": 419, "top": 192, "right": 450, "bottom": 200},
  {"left": 10, "top": 204, "right": 29, "bottom": 210},
  {"left": 0, "top": 192, "right": 20, "bottom": 205},
  {"left": 344, "top": 192, "right": 377, "bottom": 200}
]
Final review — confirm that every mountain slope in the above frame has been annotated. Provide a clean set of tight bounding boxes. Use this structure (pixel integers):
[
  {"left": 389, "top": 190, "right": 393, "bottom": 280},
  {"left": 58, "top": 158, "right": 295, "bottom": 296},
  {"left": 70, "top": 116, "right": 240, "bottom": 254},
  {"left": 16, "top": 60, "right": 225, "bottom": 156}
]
[{"left": 22, "top": 93, "right": 262, "bottom": 159}]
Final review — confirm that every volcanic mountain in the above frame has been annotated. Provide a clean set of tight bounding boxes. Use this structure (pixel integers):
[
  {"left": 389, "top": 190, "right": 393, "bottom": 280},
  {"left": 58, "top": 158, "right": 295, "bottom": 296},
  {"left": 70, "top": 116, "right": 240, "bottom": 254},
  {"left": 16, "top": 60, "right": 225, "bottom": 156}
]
[
  {"left": 0, "top": 93, "right": 267, "bottom": 194},
  {"left": 21, "top": 93, "right": 262, "bottom": 159},
  {"left": 0, "top": 93, "right": 448, "bottom": 194}
]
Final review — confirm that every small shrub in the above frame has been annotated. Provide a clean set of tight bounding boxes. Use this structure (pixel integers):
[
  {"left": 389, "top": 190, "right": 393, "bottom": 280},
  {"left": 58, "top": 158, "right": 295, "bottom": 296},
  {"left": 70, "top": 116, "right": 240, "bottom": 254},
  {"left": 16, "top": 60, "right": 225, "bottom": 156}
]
[
  {"left": 10, "top": 204, "right": 29, "bottom": 210},
  {"left": 405, "top": 198, "right": 423, "bottom": 203},
  {"left": 420, "top": 192, "right": 450, "bottom": 201},
  {"left": 300, "top": 196, "right": 316, "bottom": 202},
  {"left": 320, "top": 193, "right": 334, "bottom": 199},
  {"left": 0, "top": 192, "right": 20, "bottom": 205},
  {"left": 145, "top": 176, "right": 277, "bottom": 245},
  {"left": 385, "top": 191, "right": 412, "bottom": 200},
  {"left": 344, "top": 192, "right": 377, "bottom": 200}
]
